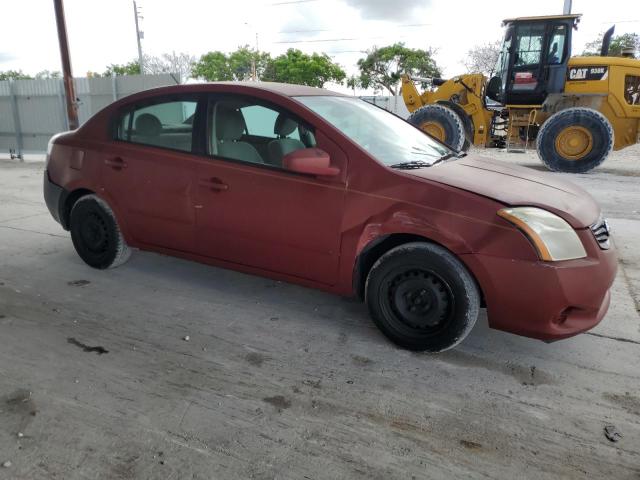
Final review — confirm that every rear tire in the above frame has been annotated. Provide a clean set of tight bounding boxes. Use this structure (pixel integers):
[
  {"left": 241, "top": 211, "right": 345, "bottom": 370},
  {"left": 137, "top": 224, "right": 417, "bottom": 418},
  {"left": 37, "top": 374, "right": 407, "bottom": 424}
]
[
  {"left": 365, "top": 242, "right": 480, "bottom": 352},
  {"left": 536, "top": 108, "right": 613, "bottom": 173},
  {"left": 407, "top": 104, "right": 468, "bottom": 152},
  {"left": 69, "top": 195, "right": 131, "bottom": 269}
]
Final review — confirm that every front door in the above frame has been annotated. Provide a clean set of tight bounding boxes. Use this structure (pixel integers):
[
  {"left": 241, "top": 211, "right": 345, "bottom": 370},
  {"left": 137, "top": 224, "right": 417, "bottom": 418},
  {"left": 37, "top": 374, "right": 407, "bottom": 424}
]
[{"left": 193, "top": 96, "right": 347, "bottom": 285}]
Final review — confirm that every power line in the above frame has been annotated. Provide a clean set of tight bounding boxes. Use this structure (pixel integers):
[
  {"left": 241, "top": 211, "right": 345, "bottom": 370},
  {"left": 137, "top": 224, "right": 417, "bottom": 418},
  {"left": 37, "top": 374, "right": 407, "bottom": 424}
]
[
  {"left": 276, "top": 22, "right": 432, "bottom": 35},
  {"left": 270, "top": 0, "right": 320, "bottom": 5},
  {"left": 275, "top": 33, "right": 413, "bottom": 44},
  {"left": 275, "top": 37, "right": 362, "bottom": 44},
  {"left": 598, "top": 19, "right": 640, "bottom": 24}
]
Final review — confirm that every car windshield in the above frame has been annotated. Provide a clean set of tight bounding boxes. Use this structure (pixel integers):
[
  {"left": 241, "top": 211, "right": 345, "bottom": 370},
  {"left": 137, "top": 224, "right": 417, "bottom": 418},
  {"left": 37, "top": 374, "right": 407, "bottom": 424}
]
[{"left": 295, "top": 95, "right": 453, "bottom": 167}]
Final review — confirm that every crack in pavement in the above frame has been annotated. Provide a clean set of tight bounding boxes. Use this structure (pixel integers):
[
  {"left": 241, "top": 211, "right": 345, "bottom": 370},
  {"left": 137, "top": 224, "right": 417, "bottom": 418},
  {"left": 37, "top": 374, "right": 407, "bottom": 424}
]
[
  {"left": 0, "top": 212, "right": 50, "bottom": 225},
  {"left": 0, "top": 224, "right": 67, "bottom": 238},
  {"left": 585, "top": 332, "right": 640, "bottom": 346}
]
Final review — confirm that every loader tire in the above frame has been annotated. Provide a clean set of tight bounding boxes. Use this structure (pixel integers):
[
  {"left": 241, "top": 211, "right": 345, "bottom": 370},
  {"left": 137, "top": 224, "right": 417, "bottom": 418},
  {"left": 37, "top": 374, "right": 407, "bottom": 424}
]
[
  {"left": 407, "top": 104, "right": 468, "bottom": 152},
  {"left": 536, "top": 108, "right": 613, "bottom": 173}
]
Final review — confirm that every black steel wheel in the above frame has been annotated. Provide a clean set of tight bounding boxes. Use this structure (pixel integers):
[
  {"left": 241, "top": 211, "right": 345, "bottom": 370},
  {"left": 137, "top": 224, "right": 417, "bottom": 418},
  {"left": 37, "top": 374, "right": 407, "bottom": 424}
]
[
  {"left": 70, "top": 195, "right": 131, "bottom": 269},
  {"left": 365, "top": 242, "right": 480, "bottom": 352}
]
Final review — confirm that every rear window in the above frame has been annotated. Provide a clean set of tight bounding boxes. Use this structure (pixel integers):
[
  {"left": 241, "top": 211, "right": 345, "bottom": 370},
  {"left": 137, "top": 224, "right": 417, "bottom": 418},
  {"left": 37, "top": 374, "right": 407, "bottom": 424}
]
[{"left": 116, "top": 99, "right": 197, "bottom": 152}]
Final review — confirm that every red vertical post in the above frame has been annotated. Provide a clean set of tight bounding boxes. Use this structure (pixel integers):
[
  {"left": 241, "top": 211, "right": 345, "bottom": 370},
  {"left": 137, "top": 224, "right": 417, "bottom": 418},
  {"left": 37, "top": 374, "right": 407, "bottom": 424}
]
[{"left": 53, "top": 0, "right": 79, "bottom": 130}]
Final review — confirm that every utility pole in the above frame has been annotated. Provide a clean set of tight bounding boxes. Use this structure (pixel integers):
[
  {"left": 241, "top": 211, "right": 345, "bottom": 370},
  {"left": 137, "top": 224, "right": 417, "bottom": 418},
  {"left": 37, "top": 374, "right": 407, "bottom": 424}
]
[
  {"left": 133, "top": 0, "right": 144, "bottom": 73},
  {"left": 53, "top": 0, "right": 79, "bottom": 130},
  {"left": 245, "top": 22, "right": 260, "bottom": 81}
]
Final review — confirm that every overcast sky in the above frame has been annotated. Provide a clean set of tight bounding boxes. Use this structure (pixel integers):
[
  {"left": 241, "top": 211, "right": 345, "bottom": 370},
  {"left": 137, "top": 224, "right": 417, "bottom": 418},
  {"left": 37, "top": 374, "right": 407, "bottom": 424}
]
[{"left": 2, "top": 0, "right": 639, "bottom": 93}]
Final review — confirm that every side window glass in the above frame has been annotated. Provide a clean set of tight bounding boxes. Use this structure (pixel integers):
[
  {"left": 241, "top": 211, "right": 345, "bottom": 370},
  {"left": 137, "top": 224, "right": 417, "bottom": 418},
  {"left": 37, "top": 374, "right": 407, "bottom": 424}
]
[
  {"left": 118, "top": 112, "right": 132, "bottom": 141},
  {"left": 209, "top": 98, "right": 313, "bottom": 169},
  {"left": 625, "top": 75, "right": 640, "bottom": 105},
  {"left": 117, "top": 99, "right": 197, "bottom": 152},
  {"left": 547, "top": 25, "right": 567, "bottom": 65}
]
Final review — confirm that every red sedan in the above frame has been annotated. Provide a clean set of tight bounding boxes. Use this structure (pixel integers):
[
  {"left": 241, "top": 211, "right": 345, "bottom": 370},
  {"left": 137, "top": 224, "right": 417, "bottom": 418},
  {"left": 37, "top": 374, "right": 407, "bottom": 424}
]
[{"left": 44, "top": 82, "right": 617, "bottom": 351}]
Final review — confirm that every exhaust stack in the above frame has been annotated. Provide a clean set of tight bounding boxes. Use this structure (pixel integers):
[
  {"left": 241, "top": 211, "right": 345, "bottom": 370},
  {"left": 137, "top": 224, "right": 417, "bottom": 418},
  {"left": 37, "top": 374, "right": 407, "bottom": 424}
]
[{"left": 601, "top": 26, "right": 615, "bottom": 56}]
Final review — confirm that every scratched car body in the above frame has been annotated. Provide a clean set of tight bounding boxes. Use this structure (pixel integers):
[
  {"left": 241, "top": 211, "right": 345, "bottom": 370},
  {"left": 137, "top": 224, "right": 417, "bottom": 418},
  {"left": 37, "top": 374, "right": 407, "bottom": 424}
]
[{"left": 44, "top": 82, "right": 617, "bottom": 351}]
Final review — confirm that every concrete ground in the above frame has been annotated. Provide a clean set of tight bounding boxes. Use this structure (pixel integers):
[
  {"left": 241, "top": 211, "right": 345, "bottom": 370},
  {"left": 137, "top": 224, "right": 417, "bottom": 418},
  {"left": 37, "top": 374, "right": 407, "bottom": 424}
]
[{"left": 0, "top": 146, "right": 639, "bottom": 480}]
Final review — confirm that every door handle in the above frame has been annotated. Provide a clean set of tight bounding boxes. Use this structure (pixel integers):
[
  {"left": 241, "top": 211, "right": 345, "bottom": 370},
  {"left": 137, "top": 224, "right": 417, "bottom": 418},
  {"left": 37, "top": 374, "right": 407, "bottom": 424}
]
[
  {"left": 199, "top": 177, "right": 228, "bottom": 191},
  {"left": 105, "top": 157, "right": 127, "bottom": 170}
]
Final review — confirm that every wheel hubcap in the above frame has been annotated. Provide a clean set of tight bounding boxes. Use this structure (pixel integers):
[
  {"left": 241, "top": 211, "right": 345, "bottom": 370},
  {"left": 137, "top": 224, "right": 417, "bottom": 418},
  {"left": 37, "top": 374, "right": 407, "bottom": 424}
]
[
  {"left": 420, "top": 121, "right": 446, "bottom": 141},
  {"left": 81, "top": 212, "right": 108, "bottom": 254},
  {"left": 389, "top": 270, "right": 451, "bottom": 330},
  {"left": 555, "top": 125, "right": 593, "bottom": 160}
]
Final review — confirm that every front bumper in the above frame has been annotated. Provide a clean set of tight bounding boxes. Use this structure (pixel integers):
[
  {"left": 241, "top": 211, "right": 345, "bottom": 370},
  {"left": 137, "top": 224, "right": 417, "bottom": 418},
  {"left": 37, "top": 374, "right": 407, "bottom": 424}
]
[
  {"left": 462, "top": 229, "right": 618, "bottom": 341},
  {"left": 43, "top": 170, "right": 68, "bottom": 229}
]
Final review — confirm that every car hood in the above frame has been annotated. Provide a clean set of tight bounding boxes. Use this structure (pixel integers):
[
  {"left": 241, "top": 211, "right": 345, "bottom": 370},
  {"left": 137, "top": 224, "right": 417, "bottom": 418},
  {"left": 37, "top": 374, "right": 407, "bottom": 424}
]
[{"left": 406, "top": 155, "right": 600, "bottom": 228}]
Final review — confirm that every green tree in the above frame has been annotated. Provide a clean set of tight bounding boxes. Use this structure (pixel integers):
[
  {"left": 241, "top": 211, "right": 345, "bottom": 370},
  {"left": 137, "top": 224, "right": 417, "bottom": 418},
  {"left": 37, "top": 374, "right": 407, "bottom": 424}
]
[
  {"left": 103, "top": 60, "right": 141, "bottom": 77},
  {"left": 262, "top": 49, "right": 346, "bottom": 88},
  {"left": 0, "top": 70, "right": 32, "bottom": 81},
  {"left": 192, "top": 46, "right": 271, "bottom": 81},
  {"left": 230, "top": 47, "right": 271, "bottom": 81},
  {"left": 35, "top": 70, "right": 62, "bottom": 79},
  {"left": 353, "top": 43, "right": 441, "bottom": 95},
  {"left": 582, "top": 32, "right": 640, "bottom": 57}
]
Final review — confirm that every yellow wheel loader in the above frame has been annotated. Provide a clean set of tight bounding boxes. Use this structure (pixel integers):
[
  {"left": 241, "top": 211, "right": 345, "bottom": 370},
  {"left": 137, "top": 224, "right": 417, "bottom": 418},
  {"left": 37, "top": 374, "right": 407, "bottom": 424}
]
[{"left": 401, "top": 14, "right": 640, "bottom": 173}]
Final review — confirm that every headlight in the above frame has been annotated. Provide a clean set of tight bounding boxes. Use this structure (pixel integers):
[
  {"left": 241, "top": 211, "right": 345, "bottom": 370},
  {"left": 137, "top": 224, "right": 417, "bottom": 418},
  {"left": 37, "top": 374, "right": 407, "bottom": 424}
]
[{"left": 498, "top": 207, "right": 587, "bottom": 261}]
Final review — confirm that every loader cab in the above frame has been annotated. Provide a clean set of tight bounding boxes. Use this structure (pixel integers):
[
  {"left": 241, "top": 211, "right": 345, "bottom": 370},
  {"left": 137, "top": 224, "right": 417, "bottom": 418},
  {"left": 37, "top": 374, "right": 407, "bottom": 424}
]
[{"left": 486, "top": 14, "right": 581, "bottom": 106}]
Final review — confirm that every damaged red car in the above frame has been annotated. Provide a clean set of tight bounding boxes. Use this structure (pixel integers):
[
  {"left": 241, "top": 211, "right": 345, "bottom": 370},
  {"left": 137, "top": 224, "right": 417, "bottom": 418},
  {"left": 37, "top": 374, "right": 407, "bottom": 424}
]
[{"left": 44, "top": 82, "right": 617, "bottom": 351}]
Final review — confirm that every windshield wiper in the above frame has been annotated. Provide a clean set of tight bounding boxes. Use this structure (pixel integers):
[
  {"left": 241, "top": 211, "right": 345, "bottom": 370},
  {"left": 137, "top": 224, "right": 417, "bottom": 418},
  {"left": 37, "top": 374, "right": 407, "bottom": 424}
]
[
  {"left": 390, "top": 151, "right": 465, "bottom": 170},
  {"left": 389, "top": 160, "right": 433, "bottom": 169},
  {"left": 430, "top": 151, "right": 467, "bottom": 165}
]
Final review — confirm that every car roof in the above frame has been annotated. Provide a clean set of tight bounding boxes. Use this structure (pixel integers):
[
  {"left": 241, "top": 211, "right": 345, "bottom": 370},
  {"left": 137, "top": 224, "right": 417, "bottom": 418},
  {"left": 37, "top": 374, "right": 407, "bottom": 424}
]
[
  {"left": 124, "top": 81, "right": 347, "bottom": 100},
  {"left": 212, "top": 81, "right": 346, "bottom": 97}
]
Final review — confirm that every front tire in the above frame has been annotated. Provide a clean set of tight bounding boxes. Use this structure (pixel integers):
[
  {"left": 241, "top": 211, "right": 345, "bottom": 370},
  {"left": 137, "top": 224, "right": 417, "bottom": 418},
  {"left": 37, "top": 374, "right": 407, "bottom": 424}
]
[
  {"left": 69, "top": 195, "right": 131, "bottom": 269},
  {"left": 407, "top": 104, "right": 469, "bottom": 152},
  {"left": 365, "top": 242, "right": 480, "bottom": 352},
  {"left": 536, "top": 108, "right": 613, "bottom": 173}
]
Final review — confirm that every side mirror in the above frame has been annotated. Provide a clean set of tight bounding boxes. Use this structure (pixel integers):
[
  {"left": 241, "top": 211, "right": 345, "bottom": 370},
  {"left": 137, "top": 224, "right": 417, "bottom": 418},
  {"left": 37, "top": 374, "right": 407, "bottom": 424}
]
[
  {"left": 486, "top": 75, "right": 502, "bottom": 102},
  {"left": 283, "top": 148, "right": 340, "bottom": 177}
]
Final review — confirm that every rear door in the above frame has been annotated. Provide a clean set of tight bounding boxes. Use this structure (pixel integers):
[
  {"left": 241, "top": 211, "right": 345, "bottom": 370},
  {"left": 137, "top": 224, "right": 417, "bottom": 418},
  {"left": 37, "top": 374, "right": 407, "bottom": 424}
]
[
  {"left": 100, "top": 94, "right": 204, "bottom": 252},
  {"left": 193, "top": 94, "right": 347, "bottom": 285}
]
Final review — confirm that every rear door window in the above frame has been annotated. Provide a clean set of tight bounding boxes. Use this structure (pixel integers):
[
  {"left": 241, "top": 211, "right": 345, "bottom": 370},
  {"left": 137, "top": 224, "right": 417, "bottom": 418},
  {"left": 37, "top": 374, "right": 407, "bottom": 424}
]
[{"left": 117, "top": 99, "right": 197, "bottom": 153}]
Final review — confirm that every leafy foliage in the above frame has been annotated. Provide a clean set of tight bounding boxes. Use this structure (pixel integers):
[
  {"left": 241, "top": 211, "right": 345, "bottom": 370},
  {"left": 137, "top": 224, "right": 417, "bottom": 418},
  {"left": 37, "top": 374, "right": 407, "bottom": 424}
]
[
  {"left": 463, "top": 40, "right": 502, "bottom": 77},
  {"left": 103, "top": 61, "right": 141, "bottom": 77},
  {"left": 262, "top": 49, "right": 346, "bottom": 87},
  {"left": 35, "top": 70, "right": 62, "bottom": 79},
  {"left": 192, "top": 46, "right": 271, "bottom": 82},
  {"left": 582, "top": 32, "right": 640, "bottom": 57},
  {"left": 193, "top": 47, "right": 345, "bottom": 87},
  {"left": 0, "top": 70, "right": 32, "bottom": 81},
  {"left": 353, "top": 43, "right": 441, "bottom": 95}
]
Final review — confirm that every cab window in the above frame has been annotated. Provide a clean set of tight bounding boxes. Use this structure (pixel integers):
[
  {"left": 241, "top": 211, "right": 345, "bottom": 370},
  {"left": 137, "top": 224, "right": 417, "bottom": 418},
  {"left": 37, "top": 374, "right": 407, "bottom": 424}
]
[
  {"left": 547, "top": 25, "right": 567, "bottom": 65},
  {"left": 514, "top": 24, "right": 545, "bottom": 66},
  {"left": 625, "top": 75, "right": 640, "bottom": 105},
  {"left": 208, "top": 98, "right": 315, "bottom": 168},
  {"left": 116, "top": 99, "right": 197, "bottom": 152}
]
